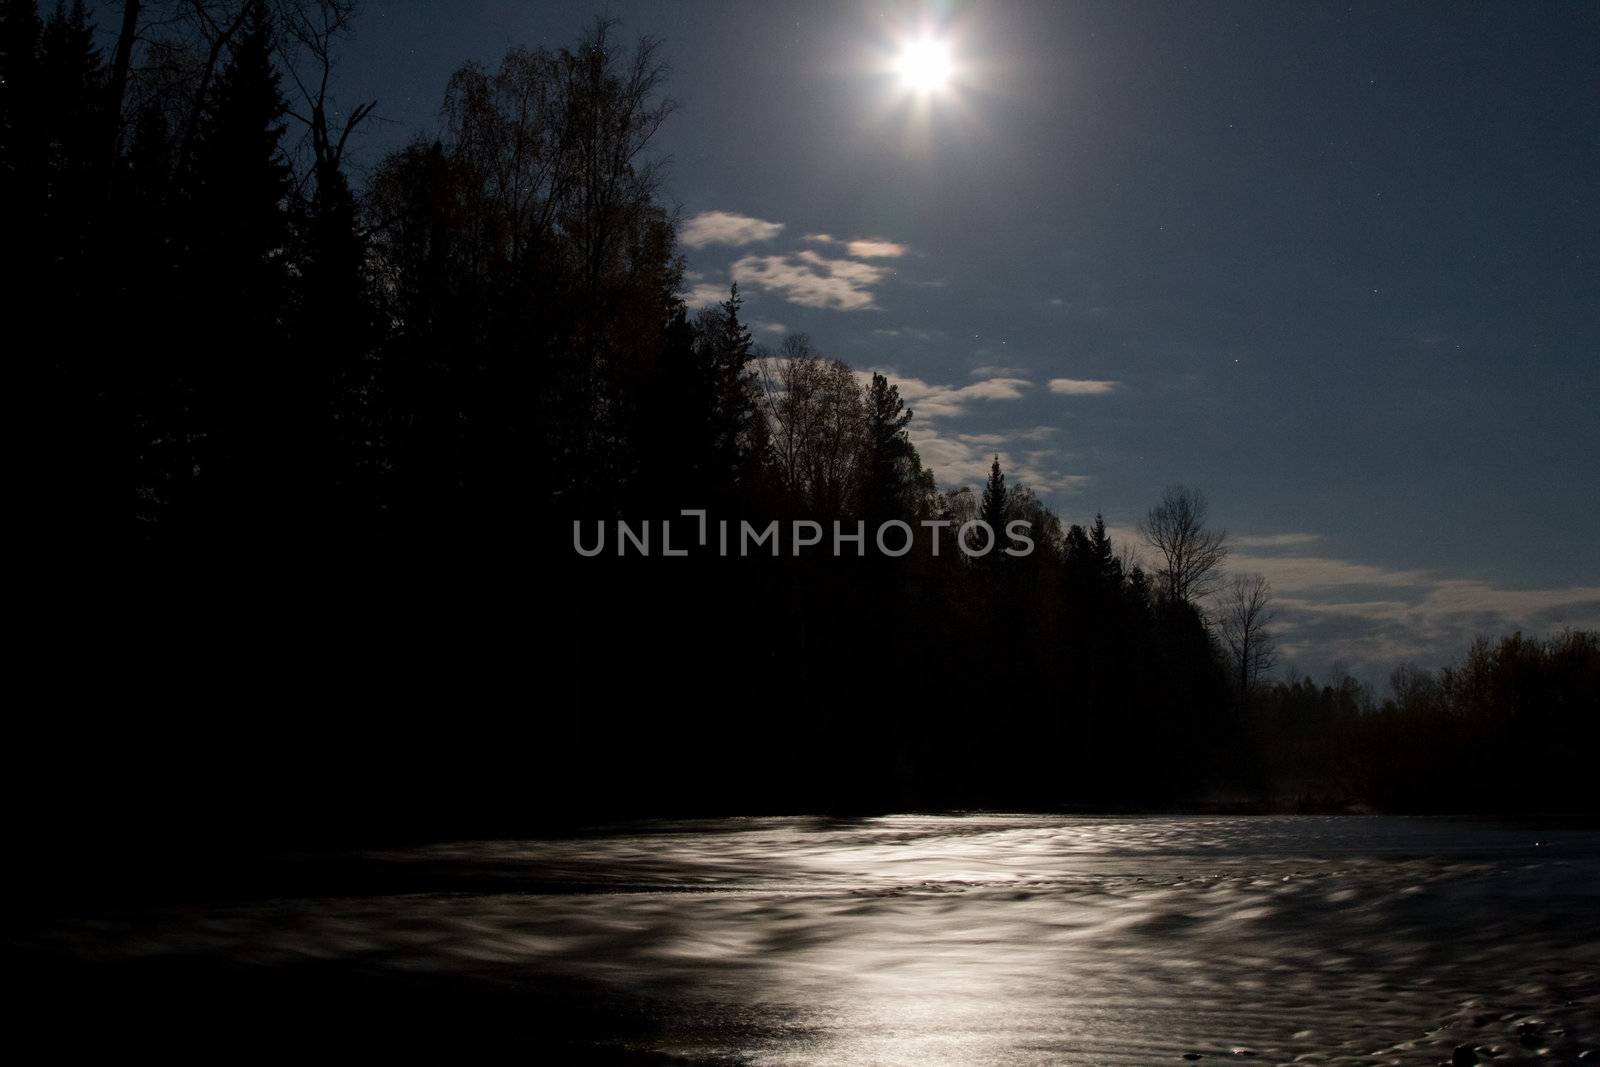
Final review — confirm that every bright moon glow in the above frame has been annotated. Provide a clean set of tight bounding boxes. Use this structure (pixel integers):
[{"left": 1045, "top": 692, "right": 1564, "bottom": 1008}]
[{"left": 896, "top": 38, "right": 951, "bottom": 93}]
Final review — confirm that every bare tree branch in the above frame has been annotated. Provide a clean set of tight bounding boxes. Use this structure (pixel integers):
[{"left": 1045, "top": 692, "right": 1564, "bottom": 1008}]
[
  {"left": 1219, "top": 572, "right": 1278, "bottom": 703},
  {"left": 1138, "top": 484, "right": 1229, "bottom": 603}
]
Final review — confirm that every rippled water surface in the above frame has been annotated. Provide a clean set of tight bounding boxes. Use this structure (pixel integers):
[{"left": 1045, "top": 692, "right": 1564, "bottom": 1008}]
[{"left": 47, "top": 816, "right": 1600, "bottom": 1064}]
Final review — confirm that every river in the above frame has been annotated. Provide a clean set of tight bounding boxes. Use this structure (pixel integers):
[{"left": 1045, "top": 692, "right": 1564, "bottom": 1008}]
[{"left": 28, "top": 815, "right": 1600, "bottom": 1064}]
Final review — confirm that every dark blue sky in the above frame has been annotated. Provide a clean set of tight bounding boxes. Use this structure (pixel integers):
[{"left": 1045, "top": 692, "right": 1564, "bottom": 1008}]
[{"left": 331, "top": 1, "right": 1598, "bottom": 682}]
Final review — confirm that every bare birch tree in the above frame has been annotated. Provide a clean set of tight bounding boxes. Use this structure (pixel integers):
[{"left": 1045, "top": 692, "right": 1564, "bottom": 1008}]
[
  {"left": 1219, "top": 572, "right": 1277, "bottom": 701},
  {"left": 1139, "top": 484, "right": 1228, "bottom": 603}
]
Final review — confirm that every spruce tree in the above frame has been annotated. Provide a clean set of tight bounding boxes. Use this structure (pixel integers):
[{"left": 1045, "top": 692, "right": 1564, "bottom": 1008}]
[
  {"left": 0, "top": 0, "right": 43, "bottom": 182},
  {"left": 863, "top": 372, "right": 914, "bottom": 523},
  {"left": 293, "top": 127, "right": 372, "bottom": 519},
  {"left": 692, "top": 283, "right": 765, "bottom": 503},
  {"left": 2, "top": 0, "right": 44, "bottom": 316},
  {"left": 979, "top": 454, "right": 1009, "bottom": 539},
  {"left": 175, "top": 0, "right": 293, "bottom": 532},
  {"left": 32, "top": 1, "right": 113, "bottom": 543},
  {"left": 185, "top": 1, "right": 289, "bottom": 300},
  {"left": 1089, "top": 513, "right": 1121, "bottom": 589},
  {"left": 36, "top": 0, "right": 103, "bottom": 257},
  {"left": 1063, "top": 523, "right": 1093, "bottom": 571},
  {"left": 38, "top": 1, "right": 102, "bottom": 159}
]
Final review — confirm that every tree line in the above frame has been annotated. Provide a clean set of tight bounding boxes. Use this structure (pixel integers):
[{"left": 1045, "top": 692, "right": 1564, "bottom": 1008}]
[{"left": 5, "top": 5, "right": 1592, "bottom": 837}]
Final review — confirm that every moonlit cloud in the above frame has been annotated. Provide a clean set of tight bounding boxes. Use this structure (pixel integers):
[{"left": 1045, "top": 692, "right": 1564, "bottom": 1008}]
[
  {"left": 843, "top": 370, "right": 1080, "bottom": 490},
  {"left": 960, "top": 377, "right": 1032, "bottom": 401},
  {"left": 861, "top": 370, "right": 1032, "bottom": 417},
  {"left": 798, "top": 233, "right": 905, "bottom": 258},
  {"left": 1274, "top": 583, "right": 1600, "bottom": 687},
  {"left": 846, "top": 239, "right": 907, "bottom": 258},
  {"left": 732, "top": 250, "right": 889, "bottom": 310},
  {"left": 1048, "top": 378, "right": 1121, "bottom": 396},
  {"left": 971, "top": 365, "right": 1030, "bottom": 378},
  {"left": 874, "top": 326, "right": 944, "bottom": 341},
  {"left": 908, "top": 426, "right": 1090, "bottom": 494},
  {"left": 1226, "top": 544, "right": 1600, "bottom": 687},
  {"left": 954, "top": 432, "right": 1008, "bottom": 447},
  {"left": 1234, "top": 532, "right": 1324, "bottom": 549},
  {"left": 683, "top": 281, "right": 730, "bottom": 307},
  {"left": 1231, "top": 553, "right": 1434, "bottom": 592},
  {"left": 1084, "top": 529, "right": 1600, "bottom": 686},
  {"left": 681, "top": 211, "right": 784, "bottom": 249}
]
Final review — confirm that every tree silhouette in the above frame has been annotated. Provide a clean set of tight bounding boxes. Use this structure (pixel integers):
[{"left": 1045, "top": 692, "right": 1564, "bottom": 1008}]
[
  {"left": 7, "top": 0, "right": 1590, "bottom": 828},
  {"left": 1219, "top": 572, "right": 1277, "bottom": 706},
  {"left": 176, "top": 0, "right": 292, "bottom": 527},
  {"left": 691, "top": 284, "right": 768, "bottom": 502},
  {"left": 979, "top": 455, "right": 1008, "bottom": 545},
  {"left": 1139, "top": 484, "right": 1229, "bottom": 604},
  {"left": 862, "top": 371, "right": 926, "bottom": 526}
]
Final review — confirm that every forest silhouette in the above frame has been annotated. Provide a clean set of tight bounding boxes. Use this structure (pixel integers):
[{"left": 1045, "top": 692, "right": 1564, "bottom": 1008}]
[{"left": 6, "top": 3, "right": 1594, "bottom": 852}]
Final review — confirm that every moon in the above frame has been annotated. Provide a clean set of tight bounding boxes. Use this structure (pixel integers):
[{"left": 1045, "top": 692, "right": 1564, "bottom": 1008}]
[{"left": 896, "top": 38, "right": 951, "bottom": 93}]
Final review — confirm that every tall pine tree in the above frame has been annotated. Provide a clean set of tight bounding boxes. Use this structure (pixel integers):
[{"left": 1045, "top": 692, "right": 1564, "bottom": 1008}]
[
  {"left": 169, "top": 0, "right": 292, "bottom": 535},
  {"left": 862, "top": 372, "right": 917, "bottom": 525},
  {"left": 979, "top": 454, "right": 1008, "bottom": 542},
  {"left": 689, "top": 283, "right": 766, "bottom": 507}
]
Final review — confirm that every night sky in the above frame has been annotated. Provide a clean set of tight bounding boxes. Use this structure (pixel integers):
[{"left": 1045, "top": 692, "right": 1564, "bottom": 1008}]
[{"left": 328, "top": 1, "right": 1598, "bottom": 683}]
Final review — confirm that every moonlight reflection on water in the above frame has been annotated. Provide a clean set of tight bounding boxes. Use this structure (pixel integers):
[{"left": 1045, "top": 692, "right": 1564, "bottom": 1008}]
[{"left": 44, "top": 817, "right": 1600, "bottom": 1064}]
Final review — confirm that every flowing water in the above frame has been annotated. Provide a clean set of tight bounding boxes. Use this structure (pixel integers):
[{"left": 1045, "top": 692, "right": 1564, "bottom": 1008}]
[{"left": 36, "top": 816, "right": 1600, "bottom": 1064}]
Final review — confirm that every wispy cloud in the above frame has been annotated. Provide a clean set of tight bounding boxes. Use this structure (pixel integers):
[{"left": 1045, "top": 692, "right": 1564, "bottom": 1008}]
[
  {"left": 846, "top": 239, "right": 907, "bottom": 259},
  {"left": 681, "top": 211, "right": 784, "bottom": 249},
  {"left": 1234, "top": 532, "right": 1324, "bottom": 549},
  {"left": 844, "top": 370, "right": 1080, "bottom": 491},
  {"left": 873, "top": 326, "right": 945, "bottom": 342},
  {"left": 799, "top": 233, "right": 905, "bottom": 259},
  {"left": 960, "top": 377, "right": 1033, "bottom": 402},
  {"left": 733, "top": 250, "right": 889, "bottom": 311},
  {"left": 1231, "top": 553, "right": 1434, "bottom": 592},
  {"left": 908, "top": 425, "right": 1090, "bottom": 494},
  {"left": 1087, "top": 528, "right": 1600, "bottom": 685},
  {"left": 683, "top": 281, "right": 730, "bottom": 307},
  {"left": 1227, "top": 543, "right": 1600, "bottom": 686},
  {"left": 861, "top": 371, "right": 1031, "bottom": 418},
  {"left": 972, "top": 365, "right": 1030, "bottom": 378},
  {"left": 1275, "top": 583, "right": 1600, "bottom": 687},
  {"left": 1048, "top": 378, "right": 1121, "bottom": 396}
]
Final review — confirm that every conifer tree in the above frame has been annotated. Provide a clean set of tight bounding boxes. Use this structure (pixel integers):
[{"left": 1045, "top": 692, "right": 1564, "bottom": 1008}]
[
  {"left": 186, "top": 1, "right": 289, "bottom": 297},
  {"left": 38, "top": 2, "right": 101, "bottom": 151},
  {"left": 32, "top": 1, "right": 114, "bottom": 542},
  {"left": 36, "top": 0, "right": 103, "bottom": 255},
  {"left": 692, "top": 283, "right": 766, "bottom": 502},
  {"left": 293, "top": 123, "right": 372, "bottom": 517},
  {"left": 0, "top": 0, "right": 43, "bottom": 183},
  {"left": 979, "top": 454, "right": 1008, "bottom": 539},
  {"left": 174, "top": 0, "right": 293, "bottom": 528},
  {"left": 862, "top": 372, "right": 915, "bottom": 523},
  {"left": 2, "top": 0, "right": 45, "bottom": 314},
  {"left": 1089, "top": 513, "right": 1121, "bottom": 588},
  {"left": 1062, "top": 521, "right": 1092, "bottom": 570}
]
